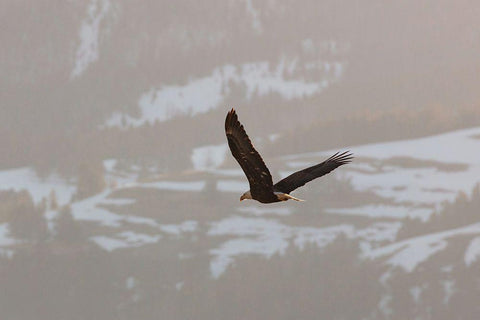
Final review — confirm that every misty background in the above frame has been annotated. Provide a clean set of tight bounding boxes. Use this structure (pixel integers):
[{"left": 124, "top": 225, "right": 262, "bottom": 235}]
[{"left": 1, "top": 1, "right": 480, "bottom": 319}]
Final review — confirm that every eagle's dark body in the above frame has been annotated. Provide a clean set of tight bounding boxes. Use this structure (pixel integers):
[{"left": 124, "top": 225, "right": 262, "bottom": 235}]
[{"left": 225, "top": 108, "right": 353, "bottom": 203}]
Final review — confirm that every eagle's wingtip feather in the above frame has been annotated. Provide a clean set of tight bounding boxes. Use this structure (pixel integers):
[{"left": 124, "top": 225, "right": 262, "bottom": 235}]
[{"left": 328, "top": 150, "right": 354, "bottom": 165}]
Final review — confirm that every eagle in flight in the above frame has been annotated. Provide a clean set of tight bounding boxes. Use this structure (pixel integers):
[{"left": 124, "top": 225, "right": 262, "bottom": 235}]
[{"left": 225, "top": 108, "right": 353, "bottom": 203}]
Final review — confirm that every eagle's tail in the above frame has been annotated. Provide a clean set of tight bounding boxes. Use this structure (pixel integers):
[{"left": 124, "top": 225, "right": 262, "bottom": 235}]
[{"left": 284, "top": 194, "right": 305, "bottom": 202}]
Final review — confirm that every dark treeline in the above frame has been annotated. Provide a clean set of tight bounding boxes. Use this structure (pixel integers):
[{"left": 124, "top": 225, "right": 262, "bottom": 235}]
[{"left": 3, "top": 100, "right": 480, "bottom": 183}]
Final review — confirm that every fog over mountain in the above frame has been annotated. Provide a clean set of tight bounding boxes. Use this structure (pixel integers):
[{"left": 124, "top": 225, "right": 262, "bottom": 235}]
[{"left": 1, "top": 1, "right": 480, "bottom": 319}]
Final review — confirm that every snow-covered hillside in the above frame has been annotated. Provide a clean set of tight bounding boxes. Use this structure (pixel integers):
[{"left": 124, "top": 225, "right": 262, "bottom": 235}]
[
  {"left": 3, "top": 0, "right": 480, "bottom": 318},
  {"left": 2, "top": 126, "right": 479, "bottom": 279}
]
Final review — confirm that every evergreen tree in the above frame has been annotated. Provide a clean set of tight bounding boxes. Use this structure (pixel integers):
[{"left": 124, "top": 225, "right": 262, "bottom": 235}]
[
  {"left": 54, "top": 205, "right": 83, "bottom": 243},
  {"left": 75, "top": 161, "right": 106, "bottom": 200},
  {"left": 6, "top": 190, "right": 48, "bottom": 242},
  {"left": 49, "top": 189, "right": 58, "bottom": 210}
]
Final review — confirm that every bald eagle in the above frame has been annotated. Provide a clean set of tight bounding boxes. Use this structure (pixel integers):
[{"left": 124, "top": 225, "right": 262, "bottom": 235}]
[{"left": 225, "top": 108, "right": 353, "bottom": 203}]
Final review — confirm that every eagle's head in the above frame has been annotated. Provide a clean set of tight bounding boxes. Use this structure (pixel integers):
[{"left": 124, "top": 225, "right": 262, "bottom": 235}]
[{"left": 240, "top": 190, "right": 252, "bottom": 201}]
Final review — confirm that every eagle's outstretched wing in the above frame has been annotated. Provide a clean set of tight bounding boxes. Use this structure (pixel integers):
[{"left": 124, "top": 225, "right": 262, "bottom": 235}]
[
  {"left": 225, "top": 109, "right": 274, "bottom": 199},
  {"left": 273, "top": 151, "right": 353, "bottom": 194}
]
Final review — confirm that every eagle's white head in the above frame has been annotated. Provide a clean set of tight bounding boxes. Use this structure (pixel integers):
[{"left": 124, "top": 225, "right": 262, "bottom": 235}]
[{"left": 240, "top": 190, "right": 252, "bottom": 201}]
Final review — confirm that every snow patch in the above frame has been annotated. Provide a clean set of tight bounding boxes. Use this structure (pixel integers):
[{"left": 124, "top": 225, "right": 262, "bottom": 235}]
[
  {"left": 464, "top": 236, "right": 480, "bottom": 266},
  {"left": 0, "top": 224, "right": 16, "bottom": 247},
  {"left": 105, "top": 59, "right": 342, "bottom": 127},
  {"left": 410, "top": 286, "right": 422, "bottom": 304},
  {"left": 91, "top": 236, "right": 129, "bottom": 251},
  {"left": 442, "top": 280, "right": 455, "bottom": 304},
  {"left": 244, "top": 0, "right": 262, "bottom": 33},
  {"left": 91, "top": 231, "right": 161, "bottom": 251},
  {"left": 354, "top": 222, "right": 402, "bottom": 243},
  {"left": 71, "top": 0, "right": 111, "bottom": 78},
  {"left": 160, "top": 220, "right": 198, "bottom": 236},
  {"left": 0, "top": 167, "right": 76, "bottom": 206},
  {"left": 237, "top": 206, "right": 292, "bottom": 216},
  {"left": 210, "top": 168, "right": 244, "bottom": 177},
  {"left": 100, "top": 197, "right": 136, "bottom": 206},
  {"left": 191, "top": 144, "right": 228, "bottom": 171},
  {"left": 53, "top": 190, "right": 159, "bottom": 228},
  {"left": 142, "top": 181, "right": 206, "bottom": 192},
  {"left": 326, "top": 205, "right": 433, "bottom": 221},
  {"left": 216, "top": 180, "right": 249, "bottom": 192},
  {"left": 364, "top": 223, "right": 480, "bottom": 272}
]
